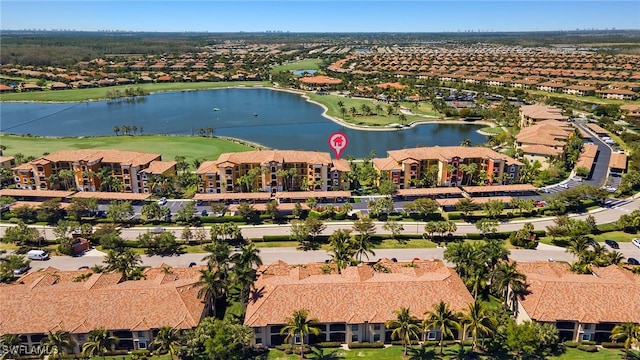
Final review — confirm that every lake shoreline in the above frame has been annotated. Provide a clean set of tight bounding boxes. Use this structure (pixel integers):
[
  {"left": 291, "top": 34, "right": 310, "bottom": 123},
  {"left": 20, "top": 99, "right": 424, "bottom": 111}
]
[{"left": 2, "top": 84, "right": 497, "bottom": 135}]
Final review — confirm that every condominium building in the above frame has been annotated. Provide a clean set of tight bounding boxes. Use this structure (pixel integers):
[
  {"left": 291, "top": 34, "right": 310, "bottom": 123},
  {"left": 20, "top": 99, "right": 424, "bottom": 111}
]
[
  {"left": 195, "top": 150, "right": 350, "bottom": 194},
  {"left": 519, "top": 104, "right": 568, "bottom": 128},
  {"left": 511, "top": 262, "right": 640, "bottom": 343},
  {"left": 515, "top": 120, "right": 575, "bottom": 170},
  {"left": 372, "top": 146, "right": 523, "bottom": 188},
  {"left": 0, "top": 265, "right": 208, "bottom": 353},
  {"left": 11, "top": 149, "right": 176, "bottom": 193},
  {"left": 245, "top": 260, "right": 473, "bottom": 346}
]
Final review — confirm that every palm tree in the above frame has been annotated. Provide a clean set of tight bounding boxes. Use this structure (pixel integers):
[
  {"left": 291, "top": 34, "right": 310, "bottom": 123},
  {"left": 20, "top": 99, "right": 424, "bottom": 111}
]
[
  {"left": 460, "top": 138, "right": 472, "bottom": 147},
  {"left": 149, "top": 326, "right": 182, "bottom": 359},
  {"left": 82, "top": 329, "right": 119, "bottom": 360},
  {"left": 375, "top": 103, "right": 383, "bottom": 115},
  {"left": 339, "top": 107, "right": 348, "bottom": 119},
  {"left": 398, "top": 113, "right": 407, "bottom": 125},
  {"left": 386, "top": 307, "right": 421, "bottom": 356},
  {"left": 112, "top": 126, "right": 120, "bottom": 136},
  {"left": 195, "top": 263, "right": 225, "bottom": 317},
  {"left": 41, "top": 330, "right": 75, "bottom": 357},
  {"left": 611, "top": 322, "right": 640, "bottom": 360},
  {"left": 424, "top": 301, "right": 461, "bottom": 355},
  {"left": 280, "top": 309, "right": 321, "bottom": 360},
  {"left": 103, "top": 248, "right": 142, "bottom": 280},
  {"left": 492, "top": 262, "right": 527, "bottom": 312},
  {"left": 349, "top": 106, "right": 358, "bottom": 118},
  {"left": 231, "top": 243, "right": 263, "bottom": 270},
  {"left": 462, "top": 300, "right": 497, "bottom": 350}
]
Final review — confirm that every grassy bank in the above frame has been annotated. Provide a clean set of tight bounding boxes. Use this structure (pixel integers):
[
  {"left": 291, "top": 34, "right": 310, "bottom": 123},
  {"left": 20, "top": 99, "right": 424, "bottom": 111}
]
[
  {"left": 0, "top": 81, "right": 270, "bottom": 102},
  {"left": 399, "top": 101, "right": 442, "bottom": 117},
  {"left": 305, "top": 93, "right": 424, "bottom": 127},
  {"left": 0, "top": 134, "right": 253, "bottom": 163},
  {"left": 272, "top": 58, "right": 323, "bottom": 73}
]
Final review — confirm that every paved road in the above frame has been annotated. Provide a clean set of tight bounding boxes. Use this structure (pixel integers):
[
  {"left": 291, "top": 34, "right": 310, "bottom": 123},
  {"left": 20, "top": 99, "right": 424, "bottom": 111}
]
[{"left": 574, "top": 120, "right": 612, "bottom": 188}]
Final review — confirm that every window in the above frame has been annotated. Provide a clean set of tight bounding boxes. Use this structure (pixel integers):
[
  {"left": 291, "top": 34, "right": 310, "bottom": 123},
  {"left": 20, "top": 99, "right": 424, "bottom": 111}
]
[
  {"left": 138, "top": 342, "right": 147, "bottom": 349},
  {"left": 351, "top": 324, "right": 359, "bottom": 331},
  {"left": 581, "top": 333, "right": 591, "bottom": 341},
  {"left": 427, "top": 331, "right": 437, "bottom": 341},
  {"left": 255, "top": 337, "right": 262, "bottom": 344},
  {"left": 373, "top": 334, "right": 380, "bottom": 342},
  {"left": 373, "top": 324, "right": 381, "bottom": 331},
  {"left": 137, "top": 331, "right": 146, "bottom": 338},
  {"left": 254, "top": 328, "right": 262, "bottom": 334},
  {"left": 351, "top": 335, "right": 358, "bottom": 342},
  {"left": 76, "top": 334, "right": 86, "bottom": 342}
]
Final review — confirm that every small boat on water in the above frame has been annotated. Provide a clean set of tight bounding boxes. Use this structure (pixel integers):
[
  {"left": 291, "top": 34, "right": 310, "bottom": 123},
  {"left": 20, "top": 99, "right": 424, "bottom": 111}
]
[
  {"left": 253, "top": 113, "right": 258, "bottom": 117},
  {"left": 213, "top": 107, "right": 220, "bottom": 111}
]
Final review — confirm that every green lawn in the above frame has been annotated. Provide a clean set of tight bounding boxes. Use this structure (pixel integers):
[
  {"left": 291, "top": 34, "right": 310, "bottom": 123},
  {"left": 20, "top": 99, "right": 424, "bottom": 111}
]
[
  {"left": 0, "top": 81, "right": 270, "bottom": 102},
  {"left": 479, "top": 126, "right": 505, "bottom": 134},
  {"left": 0, "top": 134, "right": 253, "bottom": 163},
  {"left": 305, "top": 93, "right": 423, "bottom": 127},
  {"left": 268, "top": 346, "right": 634, "bottom": 359},
  {"left": 399, "top": 101, "right": 442, "bottom": 117},
  {"left": 272, "top": 58, "right": 323, "bottom": 73},
  {"left": 525, "top": 89, "right": 635, "bottom": 106}
]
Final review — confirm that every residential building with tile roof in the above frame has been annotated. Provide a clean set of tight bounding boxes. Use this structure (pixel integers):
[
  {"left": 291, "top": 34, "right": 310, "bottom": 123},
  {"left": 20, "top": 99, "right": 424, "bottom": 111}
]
[
  {"left": 515, "top": 120, "right": 576, "bottom": 170},
  {"left": 245, "top": 260, "right": 474, "bottom": 346},
  {"left": 195, "top": 150, "right": 350, "bottom": 194},
  {"left": 519, "top": 104, "right": 568, "bottom": 128},
  {"left": 11, "top": 149, "right": 175, "bottom": 194},
  {"left": 511, "top": 262, "right": 640, "bottom": 343},
  {"left": 0, "top": 265, "right": 209, "bottom": 353},
  {"left": 372, "top": 146, "right": 522, "bottom": 188}
]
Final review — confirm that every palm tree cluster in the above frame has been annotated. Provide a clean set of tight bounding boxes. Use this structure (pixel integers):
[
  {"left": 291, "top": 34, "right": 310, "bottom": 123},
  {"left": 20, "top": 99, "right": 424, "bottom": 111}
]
[
  {"left": 196, "top": 242, "right": 263, "bottom": 317},
  {"left": 386, "top": 300, "right": 498, "bottom": 357},
  {"left": 325, "top": 216, "right": 378, "bottom": 273},
  {"left": 547, "top": 216, "right": 625, "bottom": 274},
  {"left": 444, "top": 241, "right": 527, "bottom": 309}
]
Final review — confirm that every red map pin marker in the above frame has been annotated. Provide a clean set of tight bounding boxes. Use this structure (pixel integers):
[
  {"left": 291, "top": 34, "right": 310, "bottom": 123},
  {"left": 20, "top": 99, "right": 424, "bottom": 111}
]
[{"left": 328, "top": 131, "right": 348, "bottom": 160}]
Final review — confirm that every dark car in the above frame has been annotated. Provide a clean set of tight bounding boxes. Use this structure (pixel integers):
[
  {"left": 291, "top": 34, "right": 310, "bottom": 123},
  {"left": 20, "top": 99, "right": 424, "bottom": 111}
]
[
  {"left": 13, "top": 265, "right": 31, "bottom": 276},
  {"left": 604, "top": 239, "right": 619, "bottom": 249},
  {"left": 628, "top": 258, "right": 640, "bottom": 266},
  {"left": 200, "top": 210, "right": 208, "bottom": 217},
  {"left": 188, "top": 262, "right": 197, "bottom": 268}
]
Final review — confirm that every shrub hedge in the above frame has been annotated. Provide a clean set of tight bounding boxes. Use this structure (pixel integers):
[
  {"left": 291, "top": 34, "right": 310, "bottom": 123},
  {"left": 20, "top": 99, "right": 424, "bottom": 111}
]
[
  {"left": 563, "top": 341, "right": 580, "bottom": 348},
  {"left": 577, "top": 344, "right": 598, "bottom": 352},
  {"left": 348, "top": 342, "right": 385, "bottom": 349},
  {"left": 600, "top": 342, "right": 625, "bottom": 349},
  {"left": 314, "top": 341, "right": 342, "bottom": 348},
  {"left": 391, "top": 339, "right": 420, "bottom": 346}
]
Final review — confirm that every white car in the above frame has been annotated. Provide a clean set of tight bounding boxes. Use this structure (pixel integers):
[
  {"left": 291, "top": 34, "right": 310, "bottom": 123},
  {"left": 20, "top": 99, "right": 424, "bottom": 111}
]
[
  {"left": 559, "top": 184, "right": 568, "bottom": 189},
  {"left": 157, "top": 197, "right": 167, "bottom": 206},
  {"left": 632, "top": 238, "right": 640, "bottom": 249}
]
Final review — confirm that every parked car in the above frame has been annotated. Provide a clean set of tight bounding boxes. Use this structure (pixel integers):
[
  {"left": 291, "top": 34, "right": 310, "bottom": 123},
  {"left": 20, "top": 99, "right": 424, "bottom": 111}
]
[
  {"left": 78, "top": 266, "right": 89, "bottom": 270},
  {"left": 188, "top": 262, "right": 197, "bottom": 268},
  {"left": 27, "top": 250, "right": 49, "bottom": 261},
  {"left": 559, "top": 184, "right": 569, "bottom": 189},
  {"left": 157, "top": 197, "right": 167, "bottom": 206},
  {"left": 13, "top": 265, "right": 31, "bottom": 276},
  {"left": 633, "top": 238, "right": 640, "bottom": 249},
  {"left": 628, "top": 258, "right": 640, "bottom": 266},
  {"left": 200, "top": 210, "right": 208, "bottom": 216},
  {"left": 604, "top": 239, "right": 619, "bottom": 249}
]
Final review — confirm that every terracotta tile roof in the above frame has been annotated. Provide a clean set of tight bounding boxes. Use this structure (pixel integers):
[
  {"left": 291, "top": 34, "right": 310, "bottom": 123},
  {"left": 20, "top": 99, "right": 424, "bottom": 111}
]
[
  {"left": 376, "top": 82, "right": 407, "bottom": 89},
  {"left": 216, "top": 150, "right": 332, "bottom": 166},
  {"left": 462, "top": 184, "right": 536, "bottom": 193},
  {"left": 245, "top": 260, "right": 473, "bottom": 327},
  {"left": 396, "top": 188, "right": 464, "bottom": 197},
  {"left": 516, "top": 262, "right": 640, "bottom": 324},
  {"left": 0, "top": 156, "right": 15, "bottom": 163},
  {"left": 609, "top": 152, "right": 627, "bottom": 170},
  {"left": 275, "top": 191, "right": 351, "bottom": 200},
  {"left": 9, "top": 201, "right": 71, "bottom": 210},
  {"left": 41, "top": 149, "right": 161, "bottom": 167},
  {"left": 195, "top": 161, "right": 219, "bottom": 174},
  {"left": 386, "top": 146, "right": 520, "bottom": 165},
  {"left": 372, "top": 157, "right": 401, "bottom": 171},
  {"left": 12, "top": 163, "right": 33, "bottom": 171},
  {"left": 143, "top": 160, "right": 176, "bottom": 175},
  {"left": 0, "top": 189, "right": 75, "bottom": 198},
  {"left": 299, "top": 76, "right": 343, "bottom": 85},
  {"left": 520, "top": 105, "right": 568, "bottom": 121},
  {"left": 521, "top": 145, "right": 563, "bottom": 157},
  {"left": 586, "top": 123, "right": 608, "bottom": 135},
  {"left": 331, "top": 159, "right": 351, "bottom": 172},
  {"left": 193, "top": 192, "right": 272, "bottom": 201},
  {"left": 0, "top": 265, "right": 206, "bottom": 335},
  {"left": 70, "top": 192, "right": 151, "bottom": 201}
]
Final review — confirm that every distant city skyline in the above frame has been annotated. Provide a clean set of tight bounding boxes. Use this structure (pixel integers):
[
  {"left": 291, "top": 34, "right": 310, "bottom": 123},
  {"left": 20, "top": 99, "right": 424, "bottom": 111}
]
[{"left": 1, "top": 1, "right": 638, "bottom": 33}]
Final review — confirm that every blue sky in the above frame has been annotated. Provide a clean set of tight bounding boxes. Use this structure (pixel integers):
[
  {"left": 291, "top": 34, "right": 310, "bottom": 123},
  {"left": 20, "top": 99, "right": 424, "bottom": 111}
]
[{"left": 1, "top": 1, "right": 639, "bottom": 32}]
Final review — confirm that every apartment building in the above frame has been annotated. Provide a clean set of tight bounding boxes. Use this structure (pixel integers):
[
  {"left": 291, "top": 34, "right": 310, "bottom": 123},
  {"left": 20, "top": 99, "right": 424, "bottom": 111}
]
[
  {"left": 519, "top": 104, "right": 568, "bottom": 128},
  {"left": 373, "top": 146, "right": 523, "bottom": 188},
  {"left": 511, "top": 262, "right": 640, "bottom": 343},
  {"left": 245, "top": 260, "right": 473, "bottom": 346},
  {"left": 195, "top": 150, "right": 350, "bottom": 194},
  {"left": 0, "top": 265, "right": 208, "bottom": 354},
  {"left": 515, "top": 120, "right": 575, "bottom": 170},
  {"left": 11, "top": 149, "right": 175, "bottom": 193}
]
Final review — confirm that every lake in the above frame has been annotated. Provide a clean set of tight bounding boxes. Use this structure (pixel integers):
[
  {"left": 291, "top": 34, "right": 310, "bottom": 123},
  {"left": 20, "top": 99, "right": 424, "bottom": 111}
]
[{"left": 0, "top": 88, "right": 486, "bottom": 158}]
